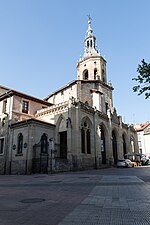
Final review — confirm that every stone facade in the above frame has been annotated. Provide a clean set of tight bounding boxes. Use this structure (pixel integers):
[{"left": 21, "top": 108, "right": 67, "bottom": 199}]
[{"left": 0, "top": 18, "right": 139, "bottom": 174}]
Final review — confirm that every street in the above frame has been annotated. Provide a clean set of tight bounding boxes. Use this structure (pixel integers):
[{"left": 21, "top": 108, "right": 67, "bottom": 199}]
[{"left": 0, "top": 167, "right": 150, "bottom": 224}]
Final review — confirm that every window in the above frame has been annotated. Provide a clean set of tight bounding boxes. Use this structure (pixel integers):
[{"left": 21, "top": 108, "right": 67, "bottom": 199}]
[
  {"left": 0, "top": 138, "right": 4, "bottom": 154},
  {"left": 87, "top": 130, "right": 91, "bottom": 154},
  {"left": 22, "top": 101, "right": 29, "bottom": 114},
  {"left": 101, "top": 64, "right": 105, "bottom": 82},
  {"left": 138, "top": 141, "right": 142, "bottom": 148},
  {"left": 81, "top": 128, "right": 85, "bottom": 153},
  {"left": 83, "top": 70, "right": 88, "bottom": 80},
  {"left": 17, "top": 133, "right": 23, "bottom": 154},
  {"left": 94, "top": 68, "right": 97, "bottom": 79},
  {"left": 137, "top": 132, "right": 141, "bottom": 140},
  {"left": 105, "top": 102, "right": 108, "bottom": 114},
  {"left": 2, "top": 100, "right": 7, "bottom": 113},
  {"left": 2, "top": 118, "right": 6, "bottom": 126},
  {"left": 90, "top": 40, "right": 92, "bottom": 47}
]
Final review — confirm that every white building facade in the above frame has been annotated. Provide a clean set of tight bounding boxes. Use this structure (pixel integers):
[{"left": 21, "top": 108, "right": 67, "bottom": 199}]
[{"left": 134, "top": 123, "right": 150, "bottom": 157}]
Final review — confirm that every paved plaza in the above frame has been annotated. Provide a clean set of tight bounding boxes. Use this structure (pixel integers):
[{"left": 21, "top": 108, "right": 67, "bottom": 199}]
[{"left": 0, "top": 167, "right": 150, "bottom": 225}]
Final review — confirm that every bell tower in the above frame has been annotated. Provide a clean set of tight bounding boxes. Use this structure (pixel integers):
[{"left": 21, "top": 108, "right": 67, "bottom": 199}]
[{"left": 77, "top": 16, "right": 107, "bottom": 83}]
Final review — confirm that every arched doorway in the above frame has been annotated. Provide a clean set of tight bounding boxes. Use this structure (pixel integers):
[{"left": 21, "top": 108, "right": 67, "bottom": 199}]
[
  {"left": 122, "top": 134, "right": 127, "bottom": 158},
  {"left": 101, "top": 128, "right": 106, "bottom": 164},
  {"left": 60, "top": 131, "right": 67, "bottom": 158},
  {"left": 112, "top": 131, "right": 118, "bottom": 164},
  {"left": 57, "top": 115, "right": 68, "bottom": 159}
]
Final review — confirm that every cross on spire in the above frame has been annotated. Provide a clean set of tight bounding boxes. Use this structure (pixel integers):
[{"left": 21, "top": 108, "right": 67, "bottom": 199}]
[{"left": 87, "top": 14, "right": 92, "bottom": 21}]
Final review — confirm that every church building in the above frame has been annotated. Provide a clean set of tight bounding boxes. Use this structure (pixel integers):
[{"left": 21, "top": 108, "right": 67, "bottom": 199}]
[{"left": 0, "top": 18, "right": 139, "bottom": 174}]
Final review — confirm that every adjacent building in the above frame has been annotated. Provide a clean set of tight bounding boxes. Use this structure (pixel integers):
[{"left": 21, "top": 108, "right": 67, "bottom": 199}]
[
  {"left": 134, "top": 123, "right": 150, "bottom": 157},
  {"left": 0, "top": 18, "right": 139, "bottom": 174}
]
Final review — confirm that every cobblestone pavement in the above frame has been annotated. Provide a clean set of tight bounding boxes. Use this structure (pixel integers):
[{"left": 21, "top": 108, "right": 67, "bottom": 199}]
[{"left": 0, "top": 167, "right": 150, "bottom": 225}]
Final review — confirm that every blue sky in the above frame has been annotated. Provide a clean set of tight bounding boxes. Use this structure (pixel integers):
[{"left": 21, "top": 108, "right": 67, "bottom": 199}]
[{"left": 0, "top": 0, "right": 150, "bottom": 124}]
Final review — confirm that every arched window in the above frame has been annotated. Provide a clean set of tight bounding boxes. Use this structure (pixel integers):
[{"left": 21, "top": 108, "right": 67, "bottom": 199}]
[
  {"left": 81, "top": 120, "right": 91, "bottom": 154},
  {"left": 41, "top": 133, "right": 48, "bottom": 153},
  {"left": 94, "top": 68, "right": 97, "bottom": 79},
  {"left": 2, "top": 118, "right": 5, "bottom": 126},
  {"left": 87, "top": 41, "right": 89, "bottom": 48},
  {"left": 101, "top": 64, "right": 105, "bottom": 82},
  {"left": 17, "top": 133, "right": 23, "bottom": 154},
  {"left": 83, "top": 70, "right": 88, "bottom": 80},
  {"left": 81, "top": 128, "right": 85, "bottom": 153},
  {"left": 87, "top": 129, "right": 91, "bottom": 154},
  {"left": 90, "top": 40, "right": 92, "bottom": 47}
]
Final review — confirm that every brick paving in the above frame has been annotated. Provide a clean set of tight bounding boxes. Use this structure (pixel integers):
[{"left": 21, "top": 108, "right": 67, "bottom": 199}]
[{"left": 0, "top": 168, "right": 150, "bottom": 224}]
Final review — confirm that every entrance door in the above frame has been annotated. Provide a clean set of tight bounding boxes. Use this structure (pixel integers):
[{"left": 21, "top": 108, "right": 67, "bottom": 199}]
[
  {"left": 60, "top": 131, "right": 67, "bottom": 158},
  {"left": 112, "top": 131, "right": 118, "bottom": 164}
]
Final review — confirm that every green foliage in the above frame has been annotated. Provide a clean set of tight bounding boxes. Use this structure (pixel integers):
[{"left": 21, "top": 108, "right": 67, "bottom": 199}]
[{"left": 132, "top": 59, "right": 150, "bottom": 99}]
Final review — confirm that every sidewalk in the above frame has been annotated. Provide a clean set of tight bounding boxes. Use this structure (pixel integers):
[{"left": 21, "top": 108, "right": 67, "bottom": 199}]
[
  {"left": 59, "top": 175, "right": 150, "bottom": 225},
  {"left": 0, "top": 170, "right": 150, "bottom": 225}
]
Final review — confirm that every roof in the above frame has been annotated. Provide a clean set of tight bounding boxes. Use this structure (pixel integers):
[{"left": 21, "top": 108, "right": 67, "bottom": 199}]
[
  {"left": 0, "top": 89, "right": 52, "bottom": 106},
  {"left": 0, "top": 85, "right": 10, "bottom": 91},
  {"left": 44, "top": 79, "right": 113, "bottom": 100},
  {"left": 44, "top": 80, "right": 77, "bottom": 100},
  {"left": 10, "top": 118, "right": 55, "bottom": 128},
  {"left": 0, "top": 85, "right": 10, "bottom": 95},
  {"left": 134, "top": 123, "right": 150, "bottom": 132}
]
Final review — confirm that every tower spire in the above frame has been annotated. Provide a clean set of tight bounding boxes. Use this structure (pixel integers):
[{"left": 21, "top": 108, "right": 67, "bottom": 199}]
[
  {"left": 77, "top": 17, "right": 107, "bottom": 83},
  {"left": 83, "top": 16, "right": 99, "bottom": 58},
  {"left": 87, "top": 15, "right": 93, "bottom": 37}
]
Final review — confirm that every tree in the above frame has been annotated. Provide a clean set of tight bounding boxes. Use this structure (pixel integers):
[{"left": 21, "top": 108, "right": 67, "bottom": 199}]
[{"left": 132, "top": 59, "right": 150, "bottom": 99}]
